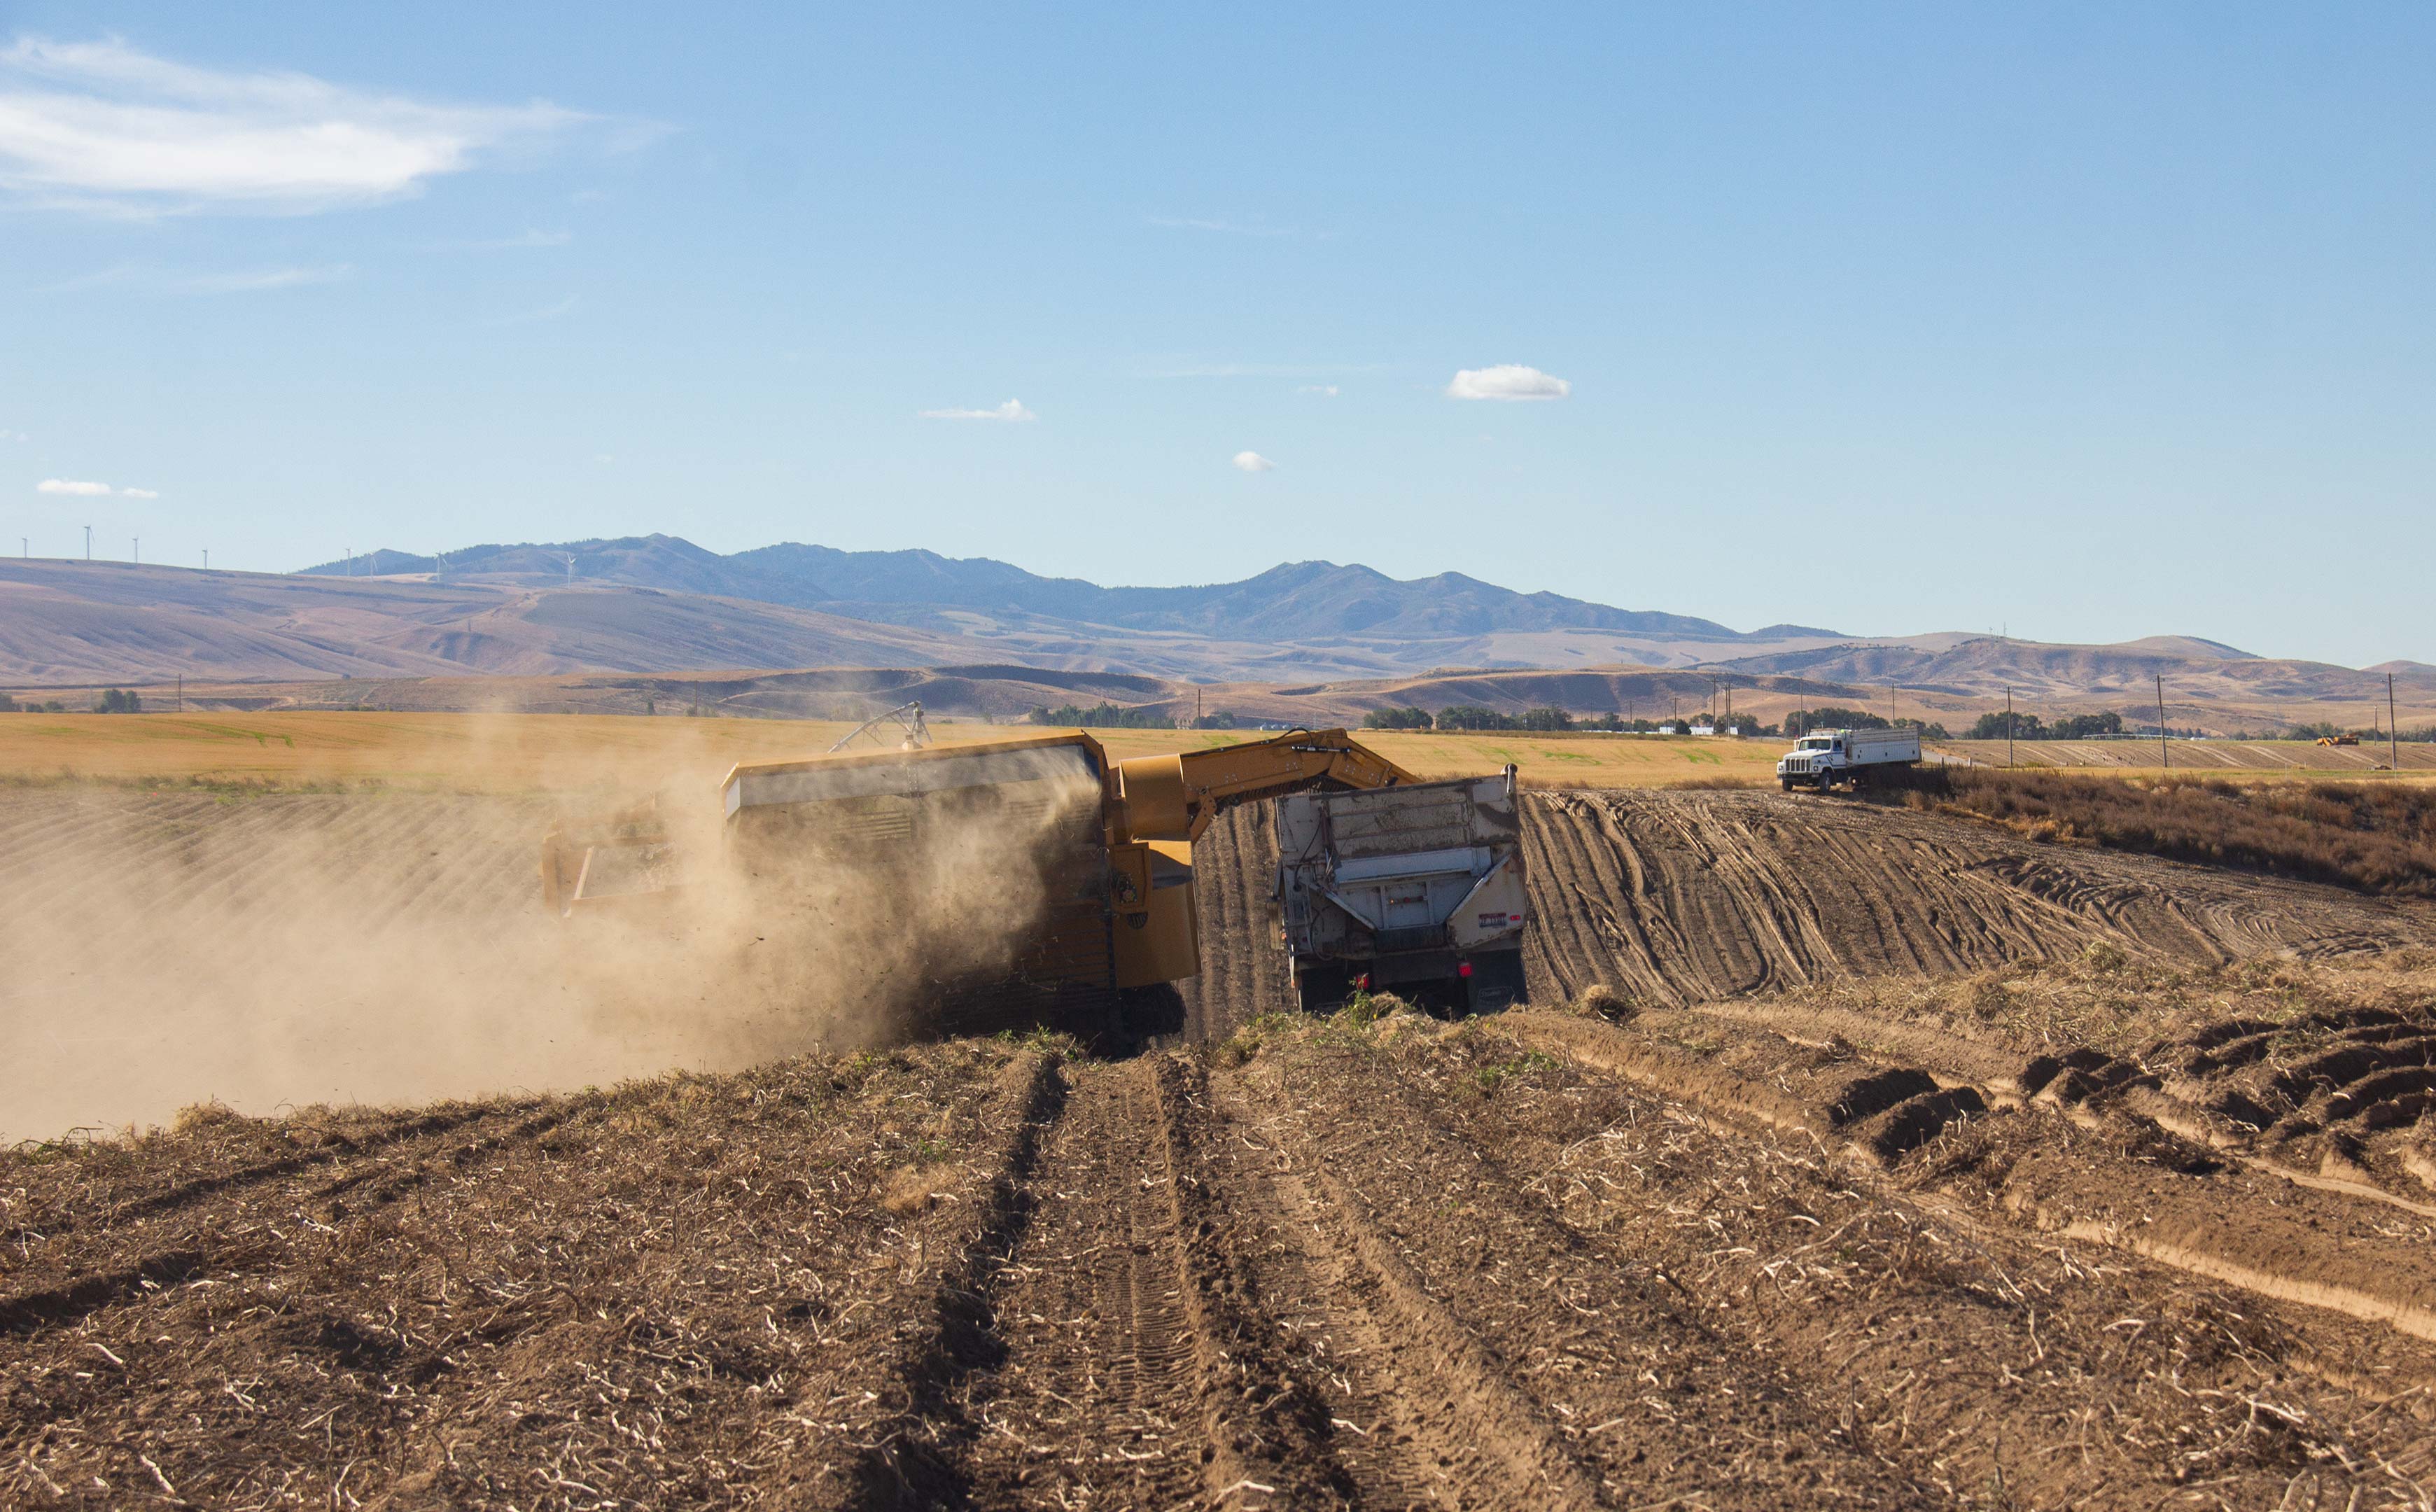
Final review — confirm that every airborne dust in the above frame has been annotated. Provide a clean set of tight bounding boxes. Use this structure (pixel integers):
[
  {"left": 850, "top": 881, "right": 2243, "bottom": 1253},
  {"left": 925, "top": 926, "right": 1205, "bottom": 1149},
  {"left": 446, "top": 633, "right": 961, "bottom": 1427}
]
[{"left": 0, "top": 760, "right": 1100, "bottom": 1142}]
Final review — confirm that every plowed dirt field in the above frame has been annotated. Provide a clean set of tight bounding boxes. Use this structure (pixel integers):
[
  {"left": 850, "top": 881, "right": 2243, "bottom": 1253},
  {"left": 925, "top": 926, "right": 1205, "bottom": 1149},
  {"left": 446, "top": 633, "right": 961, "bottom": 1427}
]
[{"left": 8, "top": 786, "right": 2436, "bottom": 1508}]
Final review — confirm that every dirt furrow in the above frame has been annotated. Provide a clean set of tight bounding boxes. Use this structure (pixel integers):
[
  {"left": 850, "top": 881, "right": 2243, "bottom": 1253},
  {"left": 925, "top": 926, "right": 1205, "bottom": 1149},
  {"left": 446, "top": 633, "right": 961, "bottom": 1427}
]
[
  {"left": 1241, "top": 1038, "right": 1928, "bottom": 1508},
  {"left": 942, "top": 1059, "right": 1217, "bottom": 1508}
]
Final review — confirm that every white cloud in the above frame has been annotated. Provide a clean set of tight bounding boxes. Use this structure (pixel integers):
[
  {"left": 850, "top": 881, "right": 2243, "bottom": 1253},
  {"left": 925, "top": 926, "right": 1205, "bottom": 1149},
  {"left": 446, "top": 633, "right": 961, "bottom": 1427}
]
[
  {"left": 1297, "top": 384, "right": 1340, "bottom": 397},
  {"left": 0, "top": 36, "right": 595, "bottom": 215},
  {"left": 35, "top": 477, "right": 157, "bottom": 497},
  {"left": 1446, "top": 364, "right": 1572, "bottom": 401},
  {"left": 919, "top": 398, "right": 1037, "bottom": 422},
  {"left": 1232, "top": 451, "right": 1276, "bottom": 473}
]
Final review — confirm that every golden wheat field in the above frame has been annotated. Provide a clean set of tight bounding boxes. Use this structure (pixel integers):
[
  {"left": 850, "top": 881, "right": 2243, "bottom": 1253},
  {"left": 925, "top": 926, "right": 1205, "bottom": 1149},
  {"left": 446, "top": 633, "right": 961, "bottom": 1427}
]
[{"left": 0, "top": 712, "right": 1798, "bottom": 790}]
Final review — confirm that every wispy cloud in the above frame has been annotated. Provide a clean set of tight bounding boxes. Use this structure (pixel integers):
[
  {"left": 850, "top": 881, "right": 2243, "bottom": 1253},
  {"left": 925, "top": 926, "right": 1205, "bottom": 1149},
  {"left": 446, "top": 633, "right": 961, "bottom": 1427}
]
[
  {"left": 44, "top": 260, "right": 354, "bottom": 295},
  {"left": 1147, "top": 361, "right": 1387, "bottom": 380},
  {"left": 1446, "top": 364, "right": 1571, "bottom": 401},
  {"left": 463, "top": 227, "right": 570, "bottom": 250},
  {"left": 484, "top": 293, "right": 578, "bottom": 326},
  {"left": 121, "top": 485, "right": 158, "bottom": 498},
  {"left": 0, "top": 36, "right": 603, "bottom": 215},
  {"left": 0, "top": 428, "right": 26, "bottom": 442},
  {"left": 1149, "top": 215, "right": 1296, "bottom": 238},
  {"left": 37, "top": 477, "right": 111, "bottom": 495},
  {"left": 919, "top": 398, "right": 1036, "bottom": 422},
  {"left": 1297, "top": 384, "right": 1340, "bottom": 397},
  {"left": 1231, "top": 451, "right": 1276, "bottom": 473},
  {"left": 183, "top": 263, "right": 350, "bottom": 293}
]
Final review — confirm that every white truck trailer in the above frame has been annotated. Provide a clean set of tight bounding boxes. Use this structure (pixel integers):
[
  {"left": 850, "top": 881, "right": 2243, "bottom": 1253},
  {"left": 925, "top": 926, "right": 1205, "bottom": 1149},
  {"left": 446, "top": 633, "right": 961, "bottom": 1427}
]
[
  {"left": 1775, "top": 727, "right": 1923, "bottom": 790},
  {"left": 1275, "top": 767, "right": 1529, "bottom": 1014}
]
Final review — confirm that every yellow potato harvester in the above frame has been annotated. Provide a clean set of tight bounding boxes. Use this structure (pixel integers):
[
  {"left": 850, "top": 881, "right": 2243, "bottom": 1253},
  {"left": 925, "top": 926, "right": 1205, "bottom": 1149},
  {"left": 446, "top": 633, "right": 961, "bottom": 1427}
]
[{"left": 540, "top": 727, "right": 1416, "bottom": 1018}]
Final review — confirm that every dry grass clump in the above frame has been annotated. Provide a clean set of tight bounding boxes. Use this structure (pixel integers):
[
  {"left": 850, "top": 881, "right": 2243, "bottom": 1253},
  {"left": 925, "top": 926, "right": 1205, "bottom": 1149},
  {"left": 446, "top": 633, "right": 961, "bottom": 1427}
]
[
  {"left": 1570, "top": 983, "right": 1636, "bottom": 1022},
  {"left": 1902, "top": 769, "right": 2436, "bottom": 895}
]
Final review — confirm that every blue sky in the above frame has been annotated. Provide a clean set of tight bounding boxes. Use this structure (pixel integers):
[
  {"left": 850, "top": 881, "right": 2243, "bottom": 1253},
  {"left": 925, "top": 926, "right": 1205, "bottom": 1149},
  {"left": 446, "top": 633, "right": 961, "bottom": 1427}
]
[{"left": 2, "top": 4, "right": 2430, "bottom": 665}]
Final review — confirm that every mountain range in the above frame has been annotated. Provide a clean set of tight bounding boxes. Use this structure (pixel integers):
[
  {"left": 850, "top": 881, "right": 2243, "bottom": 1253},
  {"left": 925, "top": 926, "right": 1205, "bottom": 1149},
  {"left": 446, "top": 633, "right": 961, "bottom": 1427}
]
[
  {"left": 1, "top": 536, "right": 2427, "bottom": 733},
  {"left": 300, "top": 535, "right": 1830, "bottom": 645}
]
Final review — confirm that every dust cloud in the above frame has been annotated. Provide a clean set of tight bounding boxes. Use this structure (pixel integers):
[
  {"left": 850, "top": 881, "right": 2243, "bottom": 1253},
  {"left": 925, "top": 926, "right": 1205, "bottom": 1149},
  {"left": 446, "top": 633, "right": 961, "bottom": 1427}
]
[{"left": 0, "top": 758, "right": 1102, "bottom": 1142}]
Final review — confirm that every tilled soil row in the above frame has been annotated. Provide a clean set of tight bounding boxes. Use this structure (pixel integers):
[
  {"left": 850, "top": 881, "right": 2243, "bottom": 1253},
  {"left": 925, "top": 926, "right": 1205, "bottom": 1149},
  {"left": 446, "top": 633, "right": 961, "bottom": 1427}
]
[
  {"left": 1520, "top": 790, "right": 2436, "bottom": 1011},
  {"left": 1244, "top": 1014, "right": 2436, "bottom": 1508},
  {"left": 0, "top": 1043, "right": 1057, "bottom": 1511}
]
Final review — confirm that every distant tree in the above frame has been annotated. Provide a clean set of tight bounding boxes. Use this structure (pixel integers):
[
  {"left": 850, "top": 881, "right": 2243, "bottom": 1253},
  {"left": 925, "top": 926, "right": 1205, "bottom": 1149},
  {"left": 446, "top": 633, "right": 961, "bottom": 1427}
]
[
  {"left": 1785, "top": 706, "right": 1889, "bottom": 736},
  {"left": 1362, "top": 706, "right": 1433, "bottom": 731},
  {"left": 1969, "top": 710, "right": 2047, "bottom": 741},
  {"left": 1189, "top": 710, "right": 1239, "bottom": 729},
  {"left": 1434, "top": 705, "right": 1514, "bottom": 732},
  {"left": 1518, "top": 705, "right": 1574, "bottom": 732},
  {"left": 93, "top": 687, "right": 141, "bottom": 714},
  {"left": 0, "top": 692, "right": 15, "bottom": 712},
  {"left": 40, "top": 699, "right": 65, "bottom": 713},
  {"left": 2049, "top": 710, "right": 2123, "bottom": 740},
  {"left": 1033, "top": 701, "right": 1173, "bottom": 729}
]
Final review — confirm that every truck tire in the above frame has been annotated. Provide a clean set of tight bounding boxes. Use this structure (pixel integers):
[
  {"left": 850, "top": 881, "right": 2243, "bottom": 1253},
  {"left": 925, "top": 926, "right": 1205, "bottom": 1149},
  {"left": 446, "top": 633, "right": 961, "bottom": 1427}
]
[
  {"left": 1779, "top": 777, "right": 1795, "bottom": 792},
  {"left": 1295, "top": 965, "right": 1350, "bottom": 1014},
  {"left": 1463, "top": 951, "right": 1528, "bottom": 1013}
]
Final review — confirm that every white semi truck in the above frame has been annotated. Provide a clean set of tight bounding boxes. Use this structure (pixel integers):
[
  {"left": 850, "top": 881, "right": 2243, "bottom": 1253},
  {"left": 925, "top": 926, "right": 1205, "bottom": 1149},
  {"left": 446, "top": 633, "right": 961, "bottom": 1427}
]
[
  {"left": 1275, "top": 767, "right": 1529, "bottom": 1014},
  {"left": 1776, "top": 727, "right": 1922, "bottom": 790}
]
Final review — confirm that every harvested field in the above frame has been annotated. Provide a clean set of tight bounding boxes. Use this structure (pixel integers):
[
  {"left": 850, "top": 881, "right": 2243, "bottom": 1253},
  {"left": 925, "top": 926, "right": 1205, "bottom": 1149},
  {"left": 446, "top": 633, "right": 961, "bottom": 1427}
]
[
  {"left": 1904, "top": 769, "right": 2436, "bottom": 897},
  {"left": 1942, "top": 738, "right": 2436, "bottom": 775},
  {"left": 12, "top": 999, "right": 2436, "bottom": 1508},
  {"left": 11, "top": 783, "right": 2436, "bottom": 1506},
  {"left": 0, "top": 712, "right": 1790, "bottom": 792}
]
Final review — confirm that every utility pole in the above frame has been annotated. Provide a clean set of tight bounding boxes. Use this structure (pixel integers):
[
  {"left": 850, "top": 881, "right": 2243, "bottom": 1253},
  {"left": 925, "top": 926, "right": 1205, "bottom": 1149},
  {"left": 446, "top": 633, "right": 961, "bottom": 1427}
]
[
  {"left": 2006, "top": 689, "right": 2015, "bottom": 770},
  {"left": 202, "top": 549, "right": 209, "bottom": 570},
  {"left": 132, "top": 537, "right": 138, "bottom": 565},
  {"left": 84, "top": 525, "right": 91, "bottom": 561},
  {"left": 176, "top": 674, "right": 182, "bottom": 713},
  {"left": 2156, "top": 675, "right": 2169, "bottom": 771},
  {"left": 1889, "top": 682, "right": 1896, "bottom": 727},
  {"left": 2390, "top": 673, "right": 2400, "bottom": 772}
]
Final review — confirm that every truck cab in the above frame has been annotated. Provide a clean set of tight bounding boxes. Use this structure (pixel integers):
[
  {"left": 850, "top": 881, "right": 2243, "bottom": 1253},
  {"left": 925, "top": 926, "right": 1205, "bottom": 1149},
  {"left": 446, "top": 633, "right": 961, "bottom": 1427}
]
[{"left": 1776, "top": 727, "right": 1922, "bottom": 791}]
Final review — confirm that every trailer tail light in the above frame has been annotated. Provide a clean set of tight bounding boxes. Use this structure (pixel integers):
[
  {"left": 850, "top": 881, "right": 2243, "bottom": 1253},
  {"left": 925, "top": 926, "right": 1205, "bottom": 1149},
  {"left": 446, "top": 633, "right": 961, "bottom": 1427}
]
[{"left": 1457, "top": 960, "right": 1474, "bottom": 979}]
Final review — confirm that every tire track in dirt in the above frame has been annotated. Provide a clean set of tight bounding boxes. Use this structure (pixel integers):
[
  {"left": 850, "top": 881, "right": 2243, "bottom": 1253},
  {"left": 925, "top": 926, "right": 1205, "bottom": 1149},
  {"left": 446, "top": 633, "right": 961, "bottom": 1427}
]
[{"left": 934, "top": 1055, "right": 1355, "bottom": 1509}]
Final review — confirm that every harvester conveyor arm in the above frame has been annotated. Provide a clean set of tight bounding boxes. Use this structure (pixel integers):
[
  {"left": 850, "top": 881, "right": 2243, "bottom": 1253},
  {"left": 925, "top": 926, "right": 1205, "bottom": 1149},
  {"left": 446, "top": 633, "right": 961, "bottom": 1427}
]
[{"left": 1112, "top": 728, "right": 1418, "bottom": 843}]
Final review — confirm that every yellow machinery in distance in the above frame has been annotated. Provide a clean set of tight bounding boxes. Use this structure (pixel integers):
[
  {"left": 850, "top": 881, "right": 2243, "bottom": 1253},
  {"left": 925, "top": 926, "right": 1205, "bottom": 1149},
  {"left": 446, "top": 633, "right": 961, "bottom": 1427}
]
[{"left": 542, "top": 727, "right": 1418, "bottom": 1017}]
